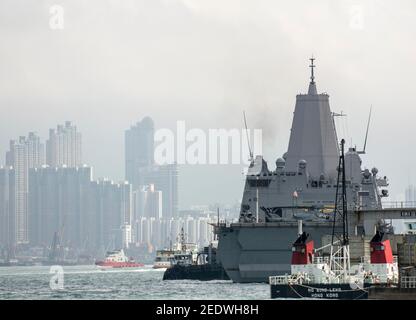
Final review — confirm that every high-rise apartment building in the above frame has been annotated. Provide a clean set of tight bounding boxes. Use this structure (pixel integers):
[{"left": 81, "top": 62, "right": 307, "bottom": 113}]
[
  {"left": 0, "top": 123, "right": 139, "bottom": 253},
  {"left": 3, "top": 133, "right": 45, "bottom": 246},
  {"left": 28, "top": 168, "right": 133, "bottom": 251},
  {"left": 0, "top": 166, "right": 11, "bottom": 247},
  {"left": 28, "top": 166, "right": 92, "bottom": 247},
  {"left": 133, "top": 184, "right": 162, "bottom": 219},
  {"left": 85, "top": 178, "right": 133, "bottom": 251},
  {"left": 134, "top": 216, "right": 215, "bottom": 251},
  {"left": 26, "top": 132, "right": 45, "bottom": 168},
  {"left": 10, "top": 139, "right": 28, "bottom": 245},
  {"left": 141, "top": 164, "right": 178, "bottom": 218},
  {"left": 46, "top": 121, "right": 82, "bottom": 168}
]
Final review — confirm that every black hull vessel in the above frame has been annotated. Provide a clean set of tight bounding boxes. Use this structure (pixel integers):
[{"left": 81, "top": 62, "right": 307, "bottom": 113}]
[
  {"left": 270, "top": 283, "right": 368, "bottom": 300},
  {"left": 163, "top": 263, "right": 229, "bottom": 281}
]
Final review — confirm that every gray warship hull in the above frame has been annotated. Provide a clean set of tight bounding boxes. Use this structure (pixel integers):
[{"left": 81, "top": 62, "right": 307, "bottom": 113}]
[
  {"left": 216, "top": 222, "right": 335, "bottom": 283},
  {"left": 216, "top": 59, "right": 392, "bottom": 283}
]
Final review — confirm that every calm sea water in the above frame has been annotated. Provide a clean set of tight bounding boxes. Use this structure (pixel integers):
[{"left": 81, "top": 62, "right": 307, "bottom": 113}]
[{"left": 0, "top": 265, "right": 269, "bottom": 300}]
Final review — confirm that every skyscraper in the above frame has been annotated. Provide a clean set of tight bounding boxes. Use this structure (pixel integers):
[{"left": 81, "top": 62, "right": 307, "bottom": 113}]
[
  {"left": 124, "top": 117, "right": 178, "bottom": 221},
  {"left": 88, "top": 178, "right": 133, "bottom": 251},
  {"left": 28, "top": 167, "right": 133, "bottom": 251},
  {"left": 0, "top": 166, "right": 11, "bottom": 247},
  {"left": 46, "top": 121, "right": 82, "bottom": 168},
  {"left": 133, "top": 184, "right": 162, "bottom": 219},
  {"left": 11, "top": 139, "right": 29, "bottom": 245},
  {"left": 6, "top": 133, "right": 44, "bottom": 169},
  {"left": 125, "top": 117, "right": 154, "bottom": 188},
  {"left": 1, "top": 132, "right": 45, "bottom": 248},
  {"left": 141, "top": 164, "right": 178, "bottom": 218},
  {"left": 28, "top": 166, "right": 92, "bottom": 248},
  {"left": 26, "top": 132, "right": 45, "bottom": 168}
]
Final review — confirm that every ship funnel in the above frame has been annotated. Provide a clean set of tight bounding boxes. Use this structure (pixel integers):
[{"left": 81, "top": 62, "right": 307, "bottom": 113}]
[
  {"left": 370, "top": 231, "right": 394, "bottom": 264},
  {"left": 291, "top": 232, "right": 314, "bottom": 265}
]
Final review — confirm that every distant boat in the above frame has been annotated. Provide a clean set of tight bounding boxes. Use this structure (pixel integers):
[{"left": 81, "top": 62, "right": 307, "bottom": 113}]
[
  {"left": 153, "top": 250, "right": 176, "bottom": 269},
  {"left": 152, "top": 228, "right": 198, "bottom": 269},
  {"left": 95, "top": 249, "right": 144, "bottom": 268}
]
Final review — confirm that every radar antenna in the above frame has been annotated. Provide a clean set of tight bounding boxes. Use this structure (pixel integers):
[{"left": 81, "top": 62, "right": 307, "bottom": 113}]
[
  {"left": 243, "top": 111, "right": 254, "bottom": 162},
  {"left": 358, "top": 106, "right": 372, "bottom": 154},
  {"left": 331, "top": 111, "right": 346, "bottom": 146}
]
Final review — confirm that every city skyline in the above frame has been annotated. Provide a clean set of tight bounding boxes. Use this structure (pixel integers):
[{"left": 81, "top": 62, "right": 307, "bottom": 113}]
[
  {"left": 0, "top": 117, "right": 232, "bottom": 257},
  {"left": 0, "top": 117, "right": 248, "bottom": 210},
  {"left": 1, "top": 114, "right": 414, "bottom": 208}
]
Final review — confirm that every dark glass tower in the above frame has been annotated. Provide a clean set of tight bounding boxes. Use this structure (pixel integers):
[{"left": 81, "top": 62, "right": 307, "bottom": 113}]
[{"left": 125, "top": 117, "right": 155, "bottom": 189}]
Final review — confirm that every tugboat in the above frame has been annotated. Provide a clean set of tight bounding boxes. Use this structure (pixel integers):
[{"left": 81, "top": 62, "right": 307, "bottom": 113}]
[
  {"left": 95, "top": 249, "right": 144, "bottom": 269},
  {"left": 269, "top": 139, "right": 399, "bottom": 299},
  {"left": 163, "top": 242, "right": 230, "bottom": 281},
  {"left": 163, "top": 214, "right": 229, "bottom": 281}
]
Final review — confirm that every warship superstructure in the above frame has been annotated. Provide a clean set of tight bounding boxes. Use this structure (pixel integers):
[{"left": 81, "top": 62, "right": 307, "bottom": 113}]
[{"left": 215, "top": 58, "right": 392, "bottom": 283}]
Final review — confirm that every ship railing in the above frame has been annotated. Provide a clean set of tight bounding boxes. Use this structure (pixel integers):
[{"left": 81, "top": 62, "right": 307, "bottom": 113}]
[
  {"left": 400, "top": 276, "right": 416, "bottom": 289},
  {"left": 269, "top": 275, "right": 303, "bottom": 285},
  {"left": 269, "top": 275, "right": 290, "bottom": 285},
  {"left": 269, "top": 273, "right": 313, "bottom": 285},
  {"left": 382, "top": 201, "right": 416, "bottom": 209},
  {"left": 313, "top": 256, "right": 329, "bottom": 264}
]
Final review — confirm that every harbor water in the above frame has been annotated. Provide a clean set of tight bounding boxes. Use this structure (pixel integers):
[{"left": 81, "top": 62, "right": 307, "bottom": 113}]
[{"left": 0, "top": 265, "right": 269, "bottom": 300}]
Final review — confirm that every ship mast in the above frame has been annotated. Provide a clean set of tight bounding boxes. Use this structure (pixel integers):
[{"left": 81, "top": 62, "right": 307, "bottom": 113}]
[
  {"left": 329, "top": 139, "right": 351, "bottom": 280},
  {"left": 243, "top": 111, "right": 253, "bottom": 163},
  {"left": 309, "top": 56, "right": 315, "bottom": 84},
  {"left": 179, "top": 227, "right": 187, "bottom": 252}
]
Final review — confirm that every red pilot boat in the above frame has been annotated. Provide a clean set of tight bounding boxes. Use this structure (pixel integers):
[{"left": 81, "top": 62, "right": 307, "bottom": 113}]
[{"left": 95, "top": 249, "right": 144, "bottom": 268}]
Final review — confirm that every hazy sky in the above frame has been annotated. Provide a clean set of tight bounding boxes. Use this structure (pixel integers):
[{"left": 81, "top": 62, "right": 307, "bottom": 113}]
[{"left": 1, "top": 0, "right": 416, "bottom": 208}]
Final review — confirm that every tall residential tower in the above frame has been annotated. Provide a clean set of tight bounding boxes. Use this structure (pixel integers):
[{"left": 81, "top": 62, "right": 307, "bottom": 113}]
[
  {"left": 3, "top": 133, "right": 44, "bottom": 246},
  {"left": 46, "top": 121, "right": 82, "bottom": 168}
]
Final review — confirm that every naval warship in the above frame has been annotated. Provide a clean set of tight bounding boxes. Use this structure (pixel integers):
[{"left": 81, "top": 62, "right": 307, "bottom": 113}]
[{"left": 215, "top": 58, "right": 392, "bottom": 283}]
